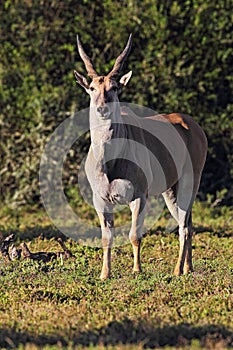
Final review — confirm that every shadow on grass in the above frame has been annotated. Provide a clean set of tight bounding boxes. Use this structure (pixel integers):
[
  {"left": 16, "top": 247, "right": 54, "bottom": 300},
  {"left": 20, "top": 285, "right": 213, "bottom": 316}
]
[
  {"left": 1, "top": 219, "right": 232, "bottom": 246},
  {"left": 1, "top": 223, "right": 103, "bottom": 244},
  {"left": 1, "top": 320, "right": 232, "bottom": 349},
  {"left": 0, "top": 226, "right": 66, "bottom": 242},
  {"left": 150, "top": 224, "right": 233, "bottom": 239}
]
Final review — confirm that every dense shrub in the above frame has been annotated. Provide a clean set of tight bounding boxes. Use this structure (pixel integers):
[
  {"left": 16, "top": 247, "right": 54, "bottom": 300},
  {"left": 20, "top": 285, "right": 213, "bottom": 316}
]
[{"left": 0, "top": 0, "right": 232, "bottom": 207}]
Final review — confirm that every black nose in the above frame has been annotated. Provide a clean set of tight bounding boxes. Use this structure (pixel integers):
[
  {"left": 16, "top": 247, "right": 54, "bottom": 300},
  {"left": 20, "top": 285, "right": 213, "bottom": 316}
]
[{"left": 97, "top": 105, "right": 110, "bottom": 118}]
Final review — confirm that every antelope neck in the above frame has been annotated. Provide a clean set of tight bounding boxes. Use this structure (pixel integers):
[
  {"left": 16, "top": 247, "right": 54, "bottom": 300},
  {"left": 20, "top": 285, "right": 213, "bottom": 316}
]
[{"left": 90, "top": 108, "right": 127, "bottom": 166}]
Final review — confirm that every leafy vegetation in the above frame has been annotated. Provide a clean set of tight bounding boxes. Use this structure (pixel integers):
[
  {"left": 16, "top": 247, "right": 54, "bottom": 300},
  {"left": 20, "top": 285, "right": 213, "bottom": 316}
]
[
  {"left": 0, "top": 0, "right": 232, "bottom": 206},
  {"left": 0, "top": 203, "right": 232, "bottom": 349}
]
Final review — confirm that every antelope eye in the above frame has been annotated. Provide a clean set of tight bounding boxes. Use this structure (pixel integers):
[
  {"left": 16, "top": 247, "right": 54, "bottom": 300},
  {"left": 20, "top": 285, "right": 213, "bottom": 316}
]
[{"left": 90, "top": 86, "right": 95, "bottom": 91}]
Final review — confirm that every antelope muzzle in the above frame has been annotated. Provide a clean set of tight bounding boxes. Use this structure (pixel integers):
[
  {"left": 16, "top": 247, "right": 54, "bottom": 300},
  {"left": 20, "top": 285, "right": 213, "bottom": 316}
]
[{"left": 97, "top": 105, "right": 112, "bottom": 120}]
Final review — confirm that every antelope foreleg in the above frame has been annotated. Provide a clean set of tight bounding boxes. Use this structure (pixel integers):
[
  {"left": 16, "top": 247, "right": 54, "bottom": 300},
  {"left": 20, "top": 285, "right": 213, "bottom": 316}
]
[
  {"left": 129, "top": 196, "right": 146, "bottom": 273},
  {"left": 97, "top": 211, "right": 114, "bottom": 280},
  {"left": 131, "top": 238, "right": 142, "bottom": 273}
]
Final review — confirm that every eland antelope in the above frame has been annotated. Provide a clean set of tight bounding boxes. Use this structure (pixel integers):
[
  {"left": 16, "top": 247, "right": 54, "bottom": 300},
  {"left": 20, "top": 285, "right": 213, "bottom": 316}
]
[{"left": 74, "top": 34, "right": 207, "bottom": 279}]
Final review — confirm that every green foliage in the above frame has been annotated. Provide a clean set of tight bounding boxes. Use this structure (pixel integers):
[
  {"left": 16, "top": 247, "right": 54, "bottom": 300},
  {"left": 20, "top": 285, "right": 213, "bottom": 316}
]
[{"left": 0, "top": 0, "right": 232, "bottom": 206}]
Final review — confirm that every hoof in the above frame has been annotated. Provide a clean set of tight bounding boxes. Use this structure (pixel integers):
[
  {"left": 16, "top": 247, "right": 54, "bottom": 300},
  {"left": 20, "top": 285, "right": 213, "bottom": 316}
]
[
  {"left": 133, "top": 267, "right": 142, "bottom": 274},
  {"left": 133, "top": 271, "right": 142, "bottom": 276},
  {"left": 100, "top": 272, "right": 111, "bottom": 280},
  {"left": 184, "top": 266, "right": 194, "bottom": 275},
  {"left": 173, "top": 268, "right": 182, "bottom": 276}
]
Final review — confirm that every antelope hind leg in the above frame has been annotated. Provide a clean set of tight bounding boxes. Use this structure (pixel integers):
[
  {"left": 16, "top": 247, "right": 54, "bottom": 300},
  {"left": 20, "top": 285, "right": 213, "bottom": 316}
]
[
  {"left": 163, "top": 184, "right": 194, "bottom": 276},
  {"left": 174, "top": 213, "right": 193, "bottom": 276},
  {"left": 174, "top": 190, "right": 195, "bottom": 275}
]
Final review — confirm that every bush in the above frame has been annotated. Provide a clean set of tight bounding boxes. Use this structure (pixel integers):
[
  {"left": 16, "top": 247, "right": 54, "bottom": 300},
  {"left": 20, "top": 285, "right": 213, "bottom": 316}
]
[{"left": 0, "top": 0, "right": 232, "bottom": 207}]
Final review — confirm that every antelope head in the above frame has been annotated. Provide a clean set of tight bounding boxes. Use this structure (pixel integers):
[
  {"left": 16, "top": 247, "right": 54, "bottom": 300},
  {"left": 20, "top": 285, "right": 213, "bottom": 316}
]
[{"left": 74, "top": 34, "right": 132, "bottom": 121}]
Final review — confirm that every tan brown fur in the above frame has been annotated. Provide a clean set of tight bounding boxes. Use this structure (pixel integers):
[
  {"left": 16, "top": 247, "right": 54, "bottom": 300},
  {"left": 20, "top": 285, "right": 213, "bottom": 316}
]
[{"left": 146, "top": 113, "right": 189, "bottom": 130}]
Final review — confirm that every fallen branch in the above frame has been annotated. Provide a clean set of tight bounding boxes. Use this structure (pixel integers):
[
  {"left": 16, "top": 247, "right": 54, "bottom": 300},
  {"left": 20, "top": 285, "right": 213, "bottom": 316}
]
[
  {"left": 1, "top": 235, "right": 75, "bottom": 264},
  {"left": 9, "top": 244, "right": 22, "bottom": 260},
  {"left": 0, "top": 233, "right": 15, "bottom": 261},
  {"left": 56, "top": 237, "right": 74, "bottom": 260},
  {"left": 20, "top": 242, "right": 57, "bottom": 262}
]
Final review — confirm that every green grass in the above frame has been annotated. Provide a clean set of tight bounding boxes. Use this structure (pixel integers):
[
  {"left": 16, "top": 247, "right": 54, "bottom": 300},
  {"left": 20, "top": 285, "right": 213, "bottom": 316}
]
[{"left": 0, "top": 202, "right": 232, "bottom": 350}]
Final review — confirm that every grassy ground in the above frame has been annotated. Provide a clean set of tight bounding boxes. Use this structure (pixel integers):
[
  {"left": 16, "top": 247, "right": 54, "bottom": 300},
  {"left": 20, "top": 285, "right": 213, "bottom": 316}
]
[{"left": 0, "top": 202, "right": 232, "bottom": 350}]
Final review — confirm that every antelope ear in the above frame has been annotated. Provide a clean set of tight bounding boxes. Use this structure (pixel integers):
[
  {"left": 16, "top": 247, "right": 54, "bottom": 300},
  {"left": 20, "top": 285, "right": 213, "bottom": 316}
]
[
  {"left": 119, "top": 71, "right": 132, "bottom": 86},
  {"left": 74, "top": 70, "right": 89, "bottom": 90}
]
